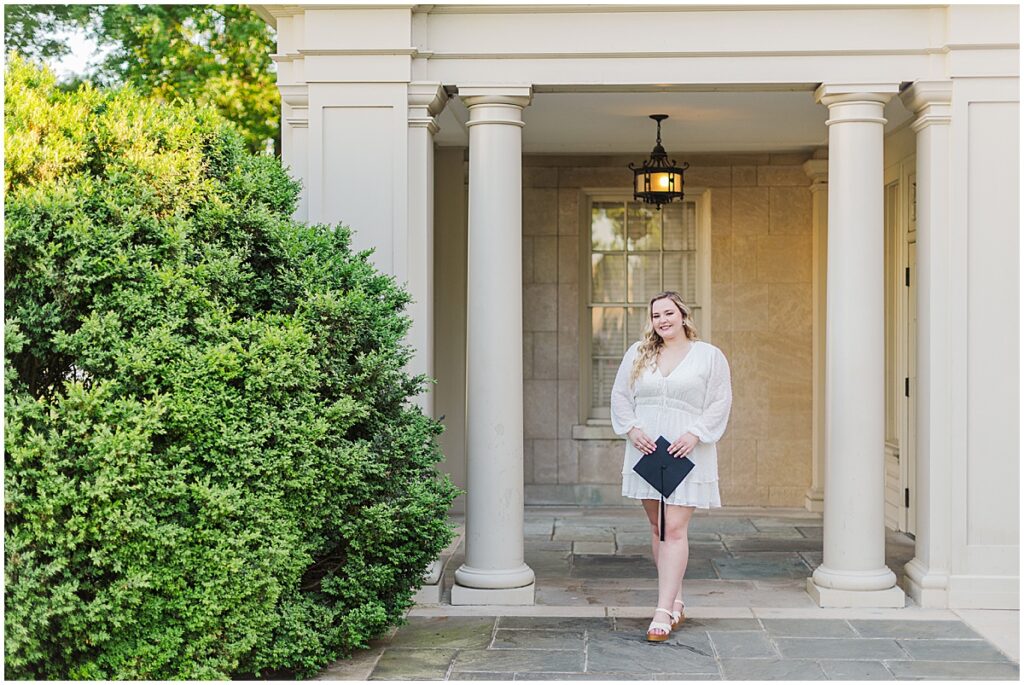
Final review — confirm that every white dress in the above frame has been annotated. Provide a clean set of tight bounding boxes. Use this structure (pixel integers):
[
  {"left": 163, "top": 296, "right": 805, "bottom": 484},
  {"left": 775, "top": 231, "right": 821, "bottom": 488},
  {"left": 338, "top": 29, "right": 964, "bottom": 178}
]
[{"left": 611, "top": 340, "right": 733, "bottom": 509}]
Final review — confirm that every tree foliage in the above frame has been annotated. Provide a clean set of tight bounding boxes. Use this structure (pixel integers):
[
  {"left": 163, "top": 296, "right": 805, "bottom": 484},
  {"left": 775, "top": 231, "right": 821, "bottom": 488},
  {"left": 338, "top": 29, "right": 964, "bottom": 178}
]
[
  {"left": 4, "top": 56, "right": 457, "bottom": 679},
  {"left": 2, "top": 4, "right": 92, "bottom": 60},
  {"left": 3, "top": 4, "right": 279, "bottom": 153}
]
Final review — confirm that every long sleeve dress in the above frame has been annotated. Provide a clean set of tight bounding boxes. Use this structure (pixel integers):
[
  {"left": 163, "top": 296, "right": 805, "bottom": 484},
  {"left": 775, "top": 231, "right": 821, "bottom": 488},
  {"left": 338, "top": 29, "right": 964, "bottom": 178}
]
[{"left": 610, "top": 340, "right": 733, "bottom": 509}]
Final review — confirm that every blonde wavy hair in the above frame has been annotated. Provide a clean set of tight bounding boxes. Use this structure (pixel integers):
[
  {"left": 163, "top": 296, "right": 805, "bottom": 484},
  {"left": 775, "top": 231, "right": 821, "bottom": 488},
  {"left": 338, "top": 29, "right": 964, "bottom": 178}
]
[{"left": 630, "top": 291, "right": 699, "bottom": 386}]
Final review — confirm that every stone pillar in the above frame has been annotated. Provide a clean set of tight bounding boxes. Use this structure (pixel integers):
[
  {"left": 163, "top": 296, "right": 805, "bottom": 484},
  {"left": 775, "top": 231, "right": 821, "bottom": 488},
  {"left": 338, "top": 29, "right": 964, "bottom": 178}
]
[
  {"left": 803, "top": 155, "right": 828, "bottom": 514},
  {"left": 808, "top": 83, "right": 906, "bottom": 608},
  {"left": 407, "top": 83, "right": 447, "bottom": 415},
  {"left": 452, "top": 86, "right": 536, "bottom": 605},
  {"left": 900, "top": 81, "right": 954, "bottom": 608}
]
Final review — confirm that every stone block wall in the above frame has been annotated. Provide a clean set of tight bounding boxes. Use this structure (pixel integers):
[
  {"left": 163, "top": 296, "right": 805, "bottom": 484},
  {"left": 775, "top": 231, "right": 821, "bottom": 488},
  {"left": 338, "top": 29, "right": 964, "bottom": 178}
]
[{"left": 521, "top": 153, "right": 814, "bottom": 508}]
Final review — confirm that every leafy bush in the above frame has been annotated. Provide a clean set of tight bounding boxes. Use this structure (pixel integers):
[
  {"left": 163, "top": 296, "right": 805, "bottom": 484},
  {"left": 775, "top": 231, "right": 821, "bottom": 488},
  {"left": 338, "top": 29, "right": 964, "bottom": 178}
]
[{"left": 4, "top": 56, "right": 457, "bottom": 679}]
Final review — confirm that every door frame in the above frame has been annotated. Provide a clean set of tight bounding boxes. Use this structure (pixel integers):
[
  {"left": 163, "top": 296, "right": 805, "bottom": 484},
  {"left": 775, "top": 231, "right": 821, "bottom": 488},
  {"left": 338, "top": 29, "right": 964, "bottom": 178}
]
[{"left": 884, "top": 157, "right": 917, "bottom": 535}]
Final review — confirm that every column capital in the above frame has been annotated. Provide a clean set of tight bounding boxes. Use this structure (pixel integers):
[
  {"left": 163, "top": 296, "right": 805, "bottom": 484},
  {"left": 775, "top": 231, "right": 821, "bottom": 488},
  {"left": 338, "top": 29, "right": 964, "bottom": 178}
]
[
  {"left": 459, "top": 85, "right": 533, "bottom": 110},
  {"left": 816, "top": 84, "right": 899, "bottom": 127},
  {"left": 803, "top": 159, "right": 829, "bottom": 191},
  {"left": 409, "top": 82, "right": 448, "bottom": 134},
  {"left": 815, "top": 83, "right": 901, "bottom": 106},
  {"left": 900, "top": 81, "right": 953, "bottom": 132}
]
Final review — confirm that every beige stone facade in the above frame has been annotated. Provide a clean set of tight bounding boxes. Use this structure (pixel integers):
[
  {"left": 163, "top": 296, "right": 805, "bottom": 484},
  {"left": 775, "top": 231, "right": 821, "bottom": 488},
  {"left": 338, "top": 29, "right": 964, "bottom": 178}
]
[
  {"left": 262, "top": 0, "right": 1019, "bottom": 611},
  {"left": 521, "top": 154, "right": 814, "bottom": 508}
]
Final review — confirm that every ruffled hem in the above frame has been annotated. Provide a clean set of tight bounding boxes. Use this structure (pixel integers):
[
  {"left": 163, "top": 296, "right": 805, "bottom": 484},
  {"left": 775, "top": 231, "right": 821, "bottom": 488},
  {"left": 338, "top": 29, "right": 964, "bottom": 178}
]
[{"left": 621, "top": 475, "right": 721, "bottom": 509}]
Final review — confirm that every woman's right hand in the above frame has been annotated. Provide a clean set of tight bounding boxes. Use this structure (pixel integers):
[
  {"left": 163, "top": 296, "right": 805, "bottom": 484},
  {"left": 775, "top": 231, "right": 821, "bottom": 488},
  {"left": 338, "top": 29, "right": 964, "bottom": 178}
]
[{"left": 627, "top": 426, "right": 657, "bottom": 454}]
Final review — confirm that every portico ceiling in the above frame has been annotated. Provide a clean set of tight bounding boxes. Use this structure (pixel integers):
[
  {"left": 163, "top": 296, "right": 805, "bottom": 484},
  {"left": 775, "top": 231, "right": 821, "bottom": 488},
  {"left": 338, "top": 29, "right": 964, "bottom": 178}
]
[{"left": 435, "top": 89, "right": 913, "bottom": 154}]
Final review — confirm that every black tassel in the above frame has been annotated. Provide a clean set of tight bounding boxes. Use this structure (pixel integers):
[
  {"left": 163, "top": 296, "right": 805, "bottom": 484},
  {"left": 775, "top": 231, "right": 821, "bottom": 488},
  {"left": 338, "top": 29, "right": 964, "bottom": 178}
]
[{"left": 660, "top": 466, "right": 666, "bottom": 542}]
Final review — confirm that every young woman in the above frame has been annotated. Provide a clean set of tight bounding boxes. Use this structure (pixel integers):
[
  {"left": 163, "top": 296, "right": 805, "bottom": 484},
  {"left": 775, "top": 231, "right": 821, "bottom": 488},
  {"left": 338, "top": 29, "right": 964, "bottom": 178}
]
[{"left": 610, "top": 291, "right": 733, "bottom": 642}]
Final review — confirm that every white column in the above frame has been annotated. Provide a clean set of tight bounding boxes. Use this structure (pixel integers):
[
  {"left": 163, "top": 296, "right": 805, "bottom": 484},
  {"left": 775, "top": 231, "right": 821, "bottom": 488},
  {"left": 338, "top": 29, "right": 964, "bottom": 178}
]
[
  {"left": 452, "top": 86, "right": 536, "bottom": 605},
  {"left": 808, "top": 83, "right": 906, "bottom": 608},
  {"left": 407, "top": 83, "right": 447, "bottom": 415},
  {"left": 803, "top": 155, "right": 828, "bottom": 514},
  {"left": 899, "top": 81, "right": 953, "bottom": 608}
]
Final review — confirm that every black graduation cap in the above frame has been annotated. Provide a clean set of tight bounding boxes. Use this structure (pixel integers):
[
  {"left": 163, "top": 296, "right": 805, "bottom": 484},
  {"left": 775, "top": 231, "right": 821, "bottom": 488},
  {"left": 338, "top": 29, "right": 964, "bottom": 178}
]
[{"left": 632, "top": 436, "right": 696, "bottom": 541}]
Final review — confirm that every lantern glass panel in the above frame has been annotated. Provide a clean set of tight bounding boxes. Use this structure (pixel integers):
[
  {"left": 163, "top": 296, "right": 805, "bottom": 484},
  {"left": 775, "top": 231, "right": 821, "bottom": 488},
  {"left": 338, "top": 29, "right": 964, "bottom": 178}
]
[{"left": 634, "top": 172, "right": 646, "bottom": 194}]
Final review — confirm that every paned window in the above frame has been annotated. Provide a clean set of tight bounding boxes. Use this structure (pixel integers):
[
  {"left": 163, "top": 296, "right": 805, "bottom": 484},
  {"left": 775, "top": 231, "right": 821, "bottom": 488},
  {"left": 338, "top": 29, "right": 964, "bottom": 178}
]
[{"left": 586, "top": 195, "right": 707, "bottom": 420}]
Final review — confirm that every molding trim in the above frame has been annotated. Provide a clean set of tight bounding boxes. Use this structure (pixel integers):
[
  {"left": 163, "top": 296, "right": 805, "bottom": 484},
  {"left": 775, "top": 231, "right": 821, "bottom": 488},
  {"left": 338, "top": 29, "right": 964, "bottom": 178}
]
[
  {"left": 944, "top": 42, "right": 1020, "bottom": 51},
  {"left": 460, "top": 86, "right": 533, "bottom": 111},
  {"left": 825, "top": 116, "right": 888, "bottom": 126},
  {"left": 901, "top": 80, "right": 954, "bottom": 110},
  {"left": 533, "top": 83, "right": 819, "bottom": 93},
  {"left": 427, "top": 47, "right": 956, "bottom": 61},
  {"left": 464, "top": 118, "right": 526, "bottom": 128},
  {"left": 409, "top": 82, "right": 448, "bottom": 133},
  {"left": 901, "top": 81, "right": 954, "bottom": 132},
  {"left": 910, "top": 113, "right": 952, "bottom": 132},
  {"left": 297, "top": 48, "right": 419, "bottom": 57},
  {"left": 803, "top": 158, "right": 829, "bottom": 187},
  {"left": 279, "top": 84, "right": 308, "bottom": 108},
  {"left": 815, "top": 83, "right": 901, "bottom": 103},
  {"left": 422, "top": 4, "right": 952, "bottom": 15}
]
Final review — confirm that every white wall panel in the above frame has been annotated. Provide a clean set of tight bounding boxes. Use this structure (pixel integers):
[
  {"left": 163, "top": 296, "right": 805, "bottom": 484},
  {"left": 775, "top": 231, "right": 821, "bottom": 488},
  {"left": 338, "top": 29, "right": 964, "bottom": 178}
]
[
  {"left": 303, "top": 8, "right": 410, "bottom": 52},
  {"left": 947, "top": 5, "right": 1020, "bottom": 46},
  {"left": 947, "top": 76, "right": 1019, "bottom": 608},
  {"left": 305, "top": 82, "right": 409, "bottom": 279},
  {"left": 304, "top": 55, "right": 411, "bottom": 84},
  {"left": 424, "top": 8, "right": 937, "bottom": 57},
  {"left": 428, "top": 55, "right": 938, "bottom": 89},
  {"left": 965, "top": 100, "right": 1019, "bottom": 548},
  {"left": 321, "top": 106, "right": 395, "bottom": 273}
]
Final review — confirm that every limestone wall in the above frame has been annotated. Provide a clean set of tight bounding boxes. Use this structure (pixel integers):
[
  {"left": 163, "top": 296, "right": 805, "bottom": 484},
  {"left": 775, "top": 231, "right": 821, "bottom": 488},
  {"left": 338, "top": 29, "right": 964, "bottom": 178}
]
[{"left": 521, "top": 153, "right": 814, "bottom": 507}]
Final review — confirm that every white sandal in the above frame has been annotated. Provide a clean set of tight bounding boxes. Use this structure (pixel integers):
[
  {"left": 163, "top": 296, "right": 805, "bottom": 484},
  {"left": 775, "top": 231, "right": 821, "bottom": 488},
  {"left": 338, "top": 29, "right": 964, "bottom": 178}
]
[
  {"left": 672, "top": 598, "right": 685, "bottom": 629},
  {"left": 646, "top": 607, "right": 674, "bottom": 642}
]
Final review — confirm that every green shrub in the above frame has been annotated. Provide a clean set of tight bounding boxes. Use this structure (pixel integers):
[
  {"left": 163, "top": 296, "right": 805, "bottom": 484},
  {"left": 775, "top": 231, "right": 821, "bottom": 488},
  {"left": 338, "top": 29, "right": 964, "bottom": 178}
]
[{"left": 4, "top": 56, "right": 457, "bottom": 679}]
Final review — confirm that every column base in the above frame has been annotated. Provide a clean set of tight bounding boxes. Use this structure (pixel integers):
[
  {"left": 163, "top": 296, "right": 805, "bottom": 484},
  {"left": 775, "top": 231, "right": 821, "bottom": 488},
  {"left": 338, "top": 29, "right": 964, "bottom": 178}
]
[
  {"left": 804, "top": 487, "right": 824, "bottom": 513},
  {"left": 901, "top": 557, "right": 949, "bottom": 608},
  {"left": 806, "top": 578, "right": 906, "bottom": 608},
  {"left": 451, "top": 582, "right": 536, "bottom": 606}
]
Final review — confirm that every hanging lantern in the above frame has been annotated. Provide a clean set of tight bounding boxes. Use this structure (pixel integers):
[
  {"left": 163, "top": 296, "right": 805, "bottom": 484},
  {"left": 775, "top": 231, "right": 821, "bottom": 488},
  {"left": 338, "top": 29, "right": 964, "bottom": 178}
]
[{"left": 628, "top": 114, "right": 689, "bottom": 209}]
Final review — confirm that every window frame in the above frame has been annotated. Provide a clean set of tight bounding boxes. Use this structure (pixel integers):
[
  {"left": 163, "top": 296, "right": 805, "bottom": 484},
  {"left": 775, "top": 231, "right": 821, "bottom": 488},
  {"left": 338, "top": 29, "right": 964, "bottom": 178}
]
[{"left": 576, "top": 187, "right": 713, "bottom": 430}]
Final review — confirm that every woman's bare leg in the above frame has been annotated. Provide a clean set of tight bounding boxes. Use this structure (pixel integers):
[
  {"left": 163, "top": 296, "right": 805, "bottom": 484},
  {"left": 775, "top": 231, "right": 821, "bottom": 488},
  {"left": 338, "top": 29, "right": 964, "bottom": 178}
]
[
  {"left": 642, "top": 500, "right": 685, "bottom": 602},
  {"left": 642, "top": 500, "right": 694, "bottom": 635}
]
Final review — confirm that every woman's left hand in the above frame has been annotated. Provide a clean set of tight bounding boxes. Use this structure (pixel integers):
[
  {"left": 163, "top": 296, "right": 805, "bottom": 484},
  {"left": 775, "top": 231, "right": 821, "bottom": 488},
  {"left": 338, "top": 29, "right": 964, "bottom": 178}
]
[{"left": 669, "top": 432, "right": 699, "bottom": 458}]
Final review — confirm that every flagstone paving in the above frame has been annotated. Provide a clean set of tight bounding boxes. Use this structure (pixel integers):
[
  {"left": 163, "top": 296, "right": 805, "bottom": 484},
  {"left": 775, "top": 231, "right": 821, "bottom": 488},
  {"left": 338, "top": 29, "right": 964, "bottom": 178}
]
[{"left": 315, "top": 507, "right": 1019, "bottom": 681}]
